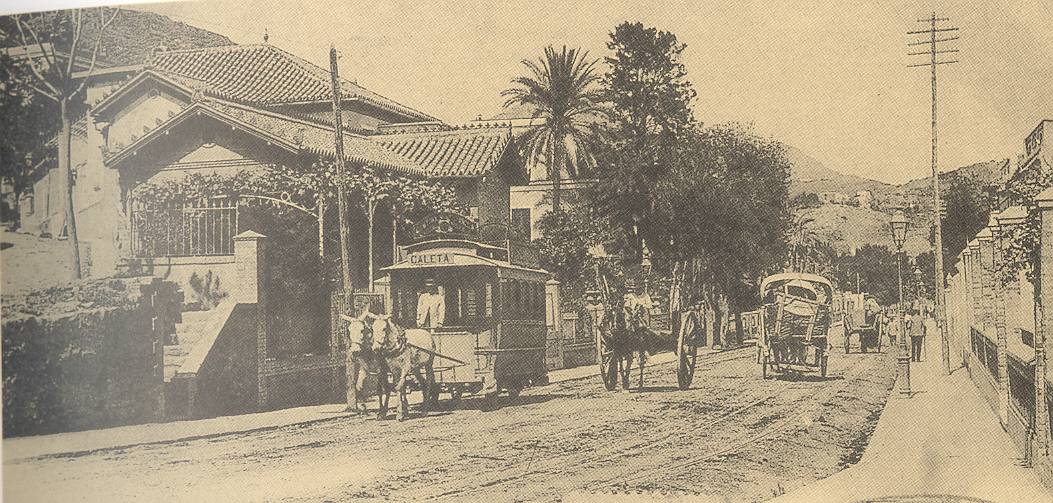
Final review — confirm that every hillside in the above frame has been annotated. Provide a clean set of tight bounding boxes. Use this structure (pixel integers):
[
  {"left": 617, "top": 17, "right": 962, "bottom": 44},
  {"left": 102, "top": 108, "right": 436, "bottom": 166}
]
[
  {"left": 786, "top": 145, "right": 891, "bottom": 197},
  {"left": 789, "top": 149, "right": 1007, "bottom": 256}
]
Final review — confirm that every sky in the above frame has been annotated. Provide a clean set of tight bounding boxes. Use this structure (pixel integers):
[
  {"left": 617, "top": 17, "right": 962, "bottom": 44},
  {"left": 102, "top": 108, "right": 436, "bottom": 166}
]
[{"left": 7, "top": 0, "right": 1053, "bottom": 185}]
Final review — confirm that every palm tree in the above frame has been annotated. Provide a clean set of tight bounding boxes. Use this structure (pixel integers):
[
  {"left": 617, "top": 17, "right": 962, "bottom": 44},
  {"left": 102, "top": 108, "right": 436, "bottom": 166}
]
[{"left": 502, "top": 46, "right": 604, "bottom": 214}]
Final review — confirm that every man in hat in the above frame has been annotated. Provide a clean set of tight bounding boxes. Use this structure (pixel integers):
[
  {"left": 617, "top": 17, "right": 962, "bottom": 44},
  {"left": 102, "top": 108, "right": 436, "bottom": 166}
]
[
  {"left": 623, "top": 278, "right": 654, "bottom": 331},
  {"left": 416, "top": 278, "right": 445, "bottom": 329}
]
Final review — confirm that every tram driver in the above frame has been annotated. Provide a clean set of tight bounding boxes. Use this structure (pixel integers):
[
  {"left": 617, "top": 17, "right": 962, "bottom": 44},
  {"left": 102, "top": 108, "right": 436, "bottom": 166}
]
[{"left": 416, "top": 278, "right": 445, "bottom": 329}]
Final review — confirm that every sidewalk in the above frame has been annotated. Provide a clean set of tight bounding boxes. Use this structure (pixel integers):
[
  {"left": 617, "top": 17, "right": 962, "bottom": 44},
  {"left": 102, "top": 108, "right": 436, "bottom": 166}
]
[
  {"left": 772, "top": 337, "right": 1052, "bottom": 503},
  {"left": 3, "top": 349, "right": 684, "bottom": 462}
]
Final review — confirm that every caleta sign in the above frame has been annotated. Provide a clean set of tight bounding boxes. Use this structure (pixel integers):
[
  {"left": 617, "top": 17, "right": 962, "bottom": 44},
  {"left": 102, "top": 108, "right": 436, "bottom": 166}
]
[{"left": 408, "top": 252, "right": 454, "bottom": 265}]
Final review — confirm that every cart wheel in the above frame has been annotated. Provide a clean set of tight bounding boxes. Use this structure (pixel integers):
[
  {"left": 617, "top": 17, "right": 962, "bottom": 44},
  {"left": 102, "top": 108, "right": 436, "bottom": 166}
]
[
  {"left": 677, "top": 320, "right": 698, "bottom": 390},
  {"left": 598, "top": 329, "right": 619, "bottom": 391},
  {"left": 619, "top": 355, "right": 633, "bottom": 390}
]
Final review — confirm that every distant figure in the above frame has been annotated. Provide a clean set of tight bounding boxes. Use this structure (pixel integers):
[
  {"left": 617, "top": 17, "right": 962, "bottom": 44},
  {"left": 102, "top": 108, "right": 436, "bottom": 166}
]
[
  {"left": 922, "top": 312, "right": 938, "bottom": 362},
  {"left": 909, "top": 308, "right": 926, "bottom": 362},
  {"left": 416, "top": 278, "right": 445, "bottom": 329}
]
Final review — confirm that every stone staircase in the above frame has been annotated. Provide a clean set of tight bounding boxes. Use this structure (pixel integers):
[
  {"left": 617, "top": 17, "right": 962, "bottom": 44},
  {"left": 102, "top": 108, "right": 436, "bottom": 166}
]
[{"left": 164, "top": 309, "right": 215, "bottom": 383}]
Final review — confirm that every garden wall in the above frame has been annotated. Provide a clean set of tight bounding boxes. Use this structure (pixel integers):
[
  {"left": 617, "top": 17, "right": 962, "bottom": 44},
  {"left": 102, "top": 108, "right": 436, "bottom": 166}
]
[{"left": 2, "top": 277, "right": 180, "bottom": 437}]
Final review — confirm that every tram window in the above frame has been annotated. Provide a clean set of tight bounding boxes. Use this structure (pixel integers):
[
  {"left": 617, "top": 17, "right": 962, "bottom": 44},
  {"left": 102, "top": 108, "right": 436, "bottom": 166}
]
[
  {"left": 466, "top": 288, "right": 478, "bottom": 318},
  {"left": 485, "top": 283, "right": 493, "bottom": 318}
]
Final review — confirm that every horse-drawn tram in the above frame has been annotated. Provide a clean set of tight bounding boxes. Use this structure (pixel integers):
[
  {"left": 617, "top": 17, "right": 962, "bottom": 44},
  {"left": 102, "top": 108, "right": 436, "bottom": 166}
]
[
  {"left": 756, "top": 272, "right": 833, "bottom": 378},
  {"left": 380, "top": 226, "right": 550, "bottom": 400}
]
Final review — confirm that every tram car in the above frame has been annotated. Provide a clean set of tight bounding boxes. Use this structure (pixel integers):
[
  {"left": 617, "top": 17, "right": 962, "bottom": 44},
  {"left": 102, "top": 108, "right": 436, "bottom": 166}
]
[
  {"left": 380, "top": 223, "right": 550, "bottom": 399},
  {"left": 756, "top": 272, "right": 833, "bottom": 378}
]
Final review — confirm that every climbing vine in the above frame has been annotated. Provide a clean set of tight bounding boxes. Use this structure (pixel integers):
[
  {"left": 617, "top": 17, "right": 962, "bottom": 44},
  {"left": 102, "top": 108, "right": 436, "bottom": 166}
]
[{"left": 999, "top": 160, "right": 1053, "bottom": 285}]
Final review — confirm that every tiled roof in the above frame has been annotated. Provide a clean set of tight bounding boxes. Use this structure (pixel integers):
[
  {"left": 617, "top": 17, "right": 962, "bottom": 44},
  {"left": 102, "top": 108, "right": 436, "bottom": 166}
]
[
  {"left": 46, "top": 116, "right": 88, "bottom": 148},
  {"left": 105, "top": 99, "right": 425, "bottom": 176},
  {"left": 374, "top": 127, "right": 513, "bottom": 177},
  {"left": 150, "top": 44, "right": 435, "bottom": 121}
]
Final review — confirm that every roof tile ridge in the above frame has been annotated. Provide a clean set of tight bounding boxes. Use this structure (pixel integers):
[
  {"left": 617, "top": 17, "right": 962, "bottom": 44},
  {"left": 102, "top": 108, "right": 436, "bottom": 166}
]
[{"left": 206, "top": 98, "right": 373, "bottom": 139}]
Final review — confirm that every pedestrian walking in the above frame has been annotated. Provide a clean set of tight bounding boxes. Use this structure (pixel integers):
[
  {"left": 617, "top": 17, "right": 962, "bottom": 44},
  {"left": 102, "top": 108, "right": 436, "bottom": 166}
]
[
  {"left": 922, "top": 311, "right": 938, "bottom": 362},
  {"left": 909, "top": 308, "right": 926, "bottom": 362}
]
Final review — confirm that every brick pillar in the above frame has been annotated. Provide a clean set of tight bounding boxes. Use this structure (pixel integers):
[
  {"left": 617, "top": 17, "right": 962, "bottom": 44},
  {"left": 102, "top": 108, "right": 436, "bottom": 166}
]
[
  {"left": 968, "top": 241, "right": 983, "bottom": 333},
  {"left": 1035, "top": 188, "right": 1053, "bottom": 458},
  {"left": 989, "top": 216, "right": 1010, "bottom": 427},
  {"left": 234, "top": 230, "right": 269, "bottom": 409}
]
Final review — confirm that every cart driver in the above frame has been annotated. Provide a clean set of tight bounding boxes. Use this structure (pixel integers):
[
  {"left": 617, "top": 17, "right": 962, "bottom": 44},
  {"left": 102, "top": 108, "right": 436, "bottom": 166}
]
[
  {"left": 416, "top": 278, "right": 445, "bottom": 330},
  {"left": 623, "top": 278, "right": 654, "bottom": 329}
]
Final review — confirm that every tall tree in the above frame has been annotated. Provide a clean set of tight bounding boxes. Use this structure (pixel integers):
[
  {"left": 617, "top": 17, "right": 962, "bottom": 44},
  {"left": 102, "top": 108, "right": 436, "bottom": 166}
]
[
  {"left": 0, "top": 52, "right": 59, "bottom": 220},
  {"left": 2, "top": 8, "right": 120, "bottom": 278},
  {"left": 502, "top": 45, "right": 603, "bottom": 213},
  {"left": 593, "top": 21, "right": 697, "bottom": 263}
]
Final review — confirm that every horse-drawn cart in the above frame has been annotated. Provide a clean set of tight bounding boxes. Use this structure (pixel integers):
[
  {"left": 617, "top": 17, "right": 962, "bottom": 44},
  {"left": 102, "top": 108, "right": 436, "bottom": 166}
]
[
  {"left": 843, "top": 299, "right": 882, "bottom": 354},
  {"left": 756, "top": 273, "right": 833, "bottom": 378}
]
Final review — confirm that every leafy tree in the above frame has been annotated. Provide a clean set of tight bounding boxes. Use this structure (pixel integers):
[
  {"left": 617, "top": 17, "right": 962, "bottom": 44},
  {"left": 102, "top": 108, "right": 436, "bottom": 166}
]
[
  {"left": 940, "top": 176, "right": 993, "bottom": 275},
  {"left": 2, "top": 8, "right": 120, "bottom": 278},
  {"left": 830, "top": 244, "right": 900, "bottom": 305},
  {"left": 502, "top": 46, "right": 604, "bottom": 213},
  {"left": 791, "top": 192, "right": 821, "bottom": 209},
  {"left": 647, "top": 124, "right": 791, "bottom": 312},
  {"left": 592, "top": 21, "right": 698, "bottom": 265},
  {"left": 0, "top": 53, "right": 58, "bottom": 221}
]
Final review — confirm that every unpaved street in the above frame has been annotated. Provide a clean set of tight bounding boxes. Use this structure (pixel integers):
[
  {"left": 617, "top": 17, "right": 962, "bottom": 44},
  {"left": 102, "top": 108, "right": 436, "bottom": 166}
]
[{"left": 5, "top": 344, "right": 896, "bottom": 502}]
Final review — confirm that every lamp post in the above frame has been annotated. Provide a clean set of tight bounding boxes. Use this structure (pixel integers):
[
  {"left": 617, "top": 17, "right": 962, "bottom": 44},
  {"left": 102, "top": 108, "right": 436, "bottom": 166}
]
[
  {"left": 890, "top": 209, "right": 911, "bottom": 397},
  {"left": 914, "top": 266, "right": 923, "bottom": 310}
]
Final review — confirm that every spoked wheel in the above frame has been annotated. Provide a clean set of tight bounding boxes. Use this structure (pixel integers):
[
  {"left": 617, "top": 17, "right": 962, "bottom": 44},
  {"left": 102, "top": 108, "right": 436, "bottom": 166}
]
[
  {"left": 599, "top": 333, "right": 619, "bottom": 391},
  {"left": 619, "top": 355, "right": 632, "bottom": 390},
  {"left": 677, "top": 323, "right": 699, "bottom": 390}
]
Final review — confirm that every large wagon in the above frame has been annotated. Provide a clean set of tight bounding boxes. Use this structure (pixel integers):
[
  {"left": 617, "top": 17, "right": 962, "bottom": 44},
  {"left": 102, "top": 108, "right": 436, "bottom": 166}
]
[
  {"left": 756, "top": 272, "right": 833, "bottom": 378},
  {"left": 380, "top": 227, "right": 549, "bottom": 399}
]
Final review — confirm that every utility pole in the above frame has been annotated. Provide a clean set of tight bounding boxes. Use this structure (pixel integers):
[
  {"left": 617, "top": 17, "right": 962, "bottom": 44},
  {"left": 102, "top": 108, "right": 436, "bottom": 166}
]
[
  {"left": 908, "top": 13, "right": 958, "bottom": 375},
  {"left": 330, "top": 46, "right": 354, "bottom": 303}
]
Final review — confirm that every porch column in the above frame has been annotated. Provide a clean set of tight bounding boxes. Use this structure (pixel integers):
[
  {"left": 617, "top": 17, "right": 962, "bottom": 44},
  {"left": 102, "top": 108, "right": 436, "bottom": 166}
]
[
  {"left": 968, "top": 240, "right": 983, "bottom": 335},
  {"left": 1035, "top": 187, "right": 1053, "bottom": 457},
  {"left": 989, "top": 215, "right": 1010, "bottom": 427},
  {"left": 234, "top": 230, "right": 269, "bottom": 409}
]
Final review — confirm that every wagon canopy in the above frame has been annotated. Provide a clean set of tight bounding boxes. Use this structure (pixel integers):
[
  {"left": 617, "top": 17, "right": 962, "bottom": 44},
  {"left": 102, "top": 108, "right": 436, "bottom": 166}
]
[{"left": 760, "top": 273, "right": 833, "bottom": 305}]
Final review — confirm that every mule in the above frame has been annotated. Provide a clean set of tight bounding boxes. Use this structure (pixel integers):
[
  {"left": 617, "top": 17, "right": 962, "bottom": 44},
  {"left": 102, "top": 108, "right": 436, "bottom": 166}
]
[
  {"left": 371, "top": 315, "right": 437, "bottom": 421},
  {"left": 344, "top": 313, "right": 389, "bottom": 417}
]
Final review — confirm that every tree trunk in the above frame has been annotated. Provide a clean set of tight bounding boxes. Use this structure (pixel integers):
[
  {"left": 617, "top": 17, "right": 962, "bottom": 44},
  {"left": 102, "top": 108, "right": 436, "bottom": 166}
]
[
  {"left": 367, "top": 201, "right": 375, "bottom": 292},
  {"left": 59, "top": 98, "right": 82, "bottom": 279},
  {"left": 550, "top": 131, "right": 562, "bottom": 214}
]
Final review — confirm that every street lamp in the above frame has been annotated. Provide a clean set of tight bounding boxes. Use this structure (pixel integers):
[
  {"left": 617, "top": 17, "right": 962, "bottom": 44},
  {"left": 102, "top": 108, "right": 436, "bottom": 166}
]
[
  {"left": 889, "top": 209, "right": 911, "bottom": 397},
  {"left": 913, "top": 266, "right": 923, "bottom": 309}
]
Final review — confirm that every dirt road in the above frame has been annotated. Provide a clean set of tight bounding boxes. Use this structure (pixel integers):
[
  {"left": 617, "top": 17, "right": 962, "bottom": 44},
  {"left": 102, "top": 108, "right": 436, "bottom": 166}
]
[{"left": 5, "top": 346, "right": 896, "bottom": 502}]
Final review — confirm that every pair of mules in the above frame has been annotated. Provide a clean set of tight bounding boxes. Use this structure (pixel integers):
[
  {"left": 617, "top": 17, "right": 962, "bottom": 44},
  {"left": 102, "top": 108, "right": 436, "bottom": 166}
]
[{"left": 345, "top": 312, "right": 437, "bottom": 421}]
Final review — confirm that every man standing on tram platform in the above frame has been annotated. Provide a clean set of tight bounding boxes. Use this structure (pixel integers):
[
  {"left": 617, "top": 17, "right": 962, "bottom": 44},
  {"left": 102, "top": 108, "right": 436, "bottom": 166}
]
[{"left": 416, "top": 278, "right": 445, "bottom": 329}]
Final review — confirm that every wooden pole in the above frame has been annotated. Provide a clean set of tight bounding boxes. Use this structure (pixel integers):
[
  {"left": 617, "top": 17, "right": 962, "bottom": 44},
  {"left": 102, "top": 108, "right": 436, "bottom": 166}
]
[{"left": 330, "top": 47, "right": 353, "bottom": 300}]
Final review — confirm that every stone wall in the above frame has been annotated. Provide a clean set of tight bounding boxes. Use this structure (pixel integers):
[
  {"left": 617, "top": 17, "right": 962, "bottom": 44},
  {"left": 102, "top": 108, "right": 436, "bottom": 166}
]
[{"left": 2, "top": 277, "right": 178, "bottom": 437}]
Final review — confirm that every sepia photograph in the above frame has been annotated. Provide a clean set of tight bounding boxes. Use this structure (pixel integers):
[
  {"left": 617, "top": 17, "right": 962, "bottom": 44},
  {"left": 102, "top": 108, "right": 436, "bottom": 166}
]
[{"left": 1, "top": 1, "right": 1053, "bottom": 501}]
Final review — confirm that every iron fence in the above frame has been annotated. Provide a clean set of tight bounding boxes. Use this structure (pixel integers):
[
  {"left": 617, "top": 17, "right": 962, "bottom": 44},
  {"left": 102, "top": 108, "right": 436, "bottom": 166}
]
[{"left": 131, "top": 198, "right": 238, "bottom": 258}]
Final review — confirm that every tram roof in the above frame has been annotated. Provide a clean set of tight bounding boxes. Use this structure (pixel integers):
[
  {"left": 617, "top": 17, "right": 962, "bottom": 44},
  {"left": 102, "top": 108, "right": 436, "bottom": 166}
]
[{"left": 380, "top": 250, "right": 549, "bottom": 278}]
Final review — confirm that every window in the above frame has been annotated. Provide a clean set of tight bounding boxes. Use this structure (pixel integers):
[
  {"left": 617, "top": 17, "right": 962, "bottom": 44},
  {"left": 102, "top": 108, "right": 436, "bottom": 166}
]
[{"left": 510, "top": 208, "right": 531, "bottom": 240}]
